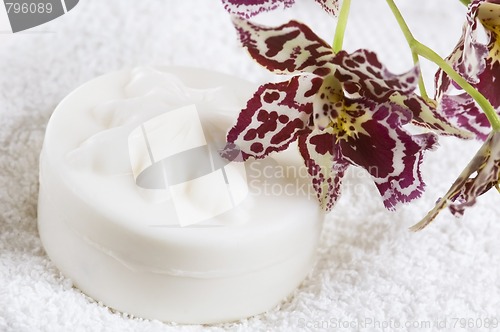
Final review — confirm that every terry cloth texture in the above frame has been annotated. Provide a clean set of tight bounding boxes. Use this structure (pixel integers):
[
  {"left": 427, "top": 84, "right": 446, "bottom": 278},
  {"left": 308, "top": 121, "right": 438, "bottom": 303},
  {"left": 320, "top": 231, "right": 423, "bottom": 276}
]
[{"left": 1, "top": 1, "right": 499, "bottom": 331}]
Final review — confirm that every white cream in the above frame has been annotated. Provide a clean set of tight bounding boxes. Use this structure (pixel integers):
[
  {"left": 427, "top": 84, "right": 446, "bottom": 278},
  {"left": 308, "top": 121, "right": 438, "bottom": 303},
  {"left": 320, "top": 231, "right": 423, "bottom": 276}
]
[{"left": 37, "top": 67, "right": 324, "bottom": 324}]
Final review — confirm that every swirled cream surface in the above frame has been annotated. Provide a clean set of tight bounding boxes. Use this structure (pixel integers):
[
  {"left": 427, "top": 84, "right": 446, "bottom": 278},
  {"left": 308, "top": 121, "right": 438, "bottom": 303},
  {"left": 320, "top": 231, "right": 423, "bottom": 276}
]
[{"left": 38, "top": 67, "right": 324, "bottom": 323}]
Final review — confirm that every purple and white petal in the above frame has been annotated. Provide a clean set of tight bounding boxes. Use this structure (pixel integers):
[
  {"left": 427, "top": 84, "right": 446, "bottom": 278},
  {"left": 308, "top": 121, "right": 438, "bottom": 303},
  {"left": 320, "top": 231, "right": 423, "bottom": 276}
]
[
  {"left": 457, "top": 0, "right": 488, "bottom": 83},
  {"left": 222, "top": 0, "right": 295, "bottom": 18},
  {"left": 298, "top": 129, "right": 347, "bottom": 211},
  {"left": 436, "top": 1, "right": 500, "bottom": 140},
  {"left": 392, "top": 94, "right": 474, "bottom": 138},
  {"left": 331, "top": 49, "right": 420, "bottom": 101},
  {"left": 450, "top": 131, "right": 500, "bottom": 214},
  {"left": 411, "top": 131, "right": 500, "bottom": 231},
  {"left": 335, "top": 99, "right": 438, "bottom": 210},
  {"left": 435, "top": 0, "right": 492, "bottom": 133},
  {"left": 477, "top": 0, "right": 500, "bottom": 57},
  {"left": 371, "top": 130, "right": 438, "bottom": 210},
  {"left": 232, "top": 18, "right": 336, "bottom": 76},
  {"left": 436, "top": 0, "right": 487, "bottom": 96},
  {"left": 475, "top": 57, "right": 500, "bottom": 109},
  {"left": 439, "top": 93, "right": 491, "bottom": 140},
  {"left": 225, "top": 75, "right": 320, "bottom": 160},
  {"left": 314, "top": 0, "right": 341, "bottom": 17},
  {"left": 473, "top": 3, "right": 500, "bottom": 113}
]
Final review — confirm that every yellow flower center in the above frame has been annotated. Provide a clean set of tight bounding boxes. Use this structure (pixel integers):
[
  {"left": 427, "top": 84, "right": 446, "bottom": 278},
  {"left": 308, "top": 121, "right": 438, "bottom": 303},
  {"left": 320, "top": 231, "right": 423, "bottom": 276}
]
[
  {"left": 328, "top": 101, "right": 371, "bottom": 142},
  {"left": 316, "top": 75, "right": 370, "bottom": 142}
]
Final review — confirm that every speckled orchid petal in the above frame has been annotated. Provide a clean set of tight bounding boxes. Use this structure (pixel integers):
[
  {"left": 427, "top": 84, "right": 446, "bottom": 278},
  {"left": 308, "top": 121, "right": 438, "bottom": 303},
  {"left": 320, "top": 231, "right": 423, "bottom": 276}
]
[
  {"left": 433, "top": 88, "right": 491, "bottom": 140},
  {"left": 221, "top": 0, "right": 340, "bottom": 18},
  {"left": 411, "top": 131, "right": 500, "bottom": 231},
  {"left": 474, "top": 1, "right": 500, "bottom": 108},
  {"left": 440, "top": 93, "right": 491, "bottom": 140},
  {"left": 474, "top": 0, "right": 500, "bottom": 78},
  {"left": 222, "top": 0, "right": 295, "bottom": 18},
  {"left": 298, "top": 129, "right": 347, "bottom": 211},
  {"left": 225, "top": 75, "right": 321, "bottom": 160},
  {"left": 331, "top": 49, "right": 420, "bottom": 101},
  {"left": 335, "top": 99, "right": 438, "bottom": 210},
  {"left": 314, "top": 0, "right": 341, "bottom": 16},
  {"left": 462, "top": 0, "right": 489, "bottom": 81},
  {"left": 330, "top": 50, "right": 469, "bottom": 138},
  {"left": 435, "top": 0, "right": 500, "bottom": 140},
  {"left": 232, "top": 18, "right": 335, "bottom": 76},
  {"left": 436, "top": 0, "right": 487, "bottom": 93},
  {"left": 450, "top": 134, "right": 500, "bottom": 213},
  {"left": 390, "top": 94, "right": 474, "bottom": 138}
]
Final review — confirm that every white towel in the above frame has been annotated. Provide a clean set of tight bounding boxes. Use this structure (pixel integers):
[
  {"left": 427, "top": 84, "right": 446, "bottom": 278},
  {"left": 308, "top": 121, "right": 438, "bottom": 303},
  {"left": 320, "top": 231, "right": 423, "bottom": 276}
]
[{"left": 1, "top": 1, "right": 499, "bottom": 331}]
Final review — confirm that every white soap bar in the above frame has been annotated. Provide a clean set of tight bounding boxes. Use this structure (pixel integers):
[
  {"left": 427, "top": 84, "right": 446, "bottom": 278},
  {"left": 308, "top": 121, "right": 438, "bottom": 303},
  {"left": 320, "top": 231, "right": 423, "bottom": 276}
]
[{"left": 37, "top": 67, "right": 324, "bottom": 324}]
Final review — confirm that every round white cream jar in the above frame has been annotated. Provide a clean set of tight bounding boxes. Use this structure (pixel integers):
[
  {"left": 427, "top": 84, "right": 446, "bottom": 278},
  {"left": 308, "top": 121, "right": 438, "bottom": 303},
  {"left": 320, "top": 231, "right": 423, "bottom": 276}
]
[{"left": 37, "top": 67, "right": 324, "bottom": 324}]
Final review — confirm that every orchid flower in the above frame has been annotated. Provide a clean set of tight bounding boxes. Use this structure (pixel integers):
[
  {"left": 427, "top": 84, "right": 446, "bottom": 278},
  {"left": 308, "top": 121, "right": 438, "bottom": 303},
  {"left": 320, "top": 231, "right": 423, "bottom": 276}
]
[
  {"left": 221, "top": 0, "right": 341, "bottom": 19},
  {"left": 435, "top": 0, "right": 500, "bottom": 140},
  {"left": 411, "top": 131, "right": 500, "bottom": 231},
  {"left": 409, "top": 0, "right": 500, "bottom": 228},
  {"left": 221, "top": 18, "right": 462, "bottom": 211}
]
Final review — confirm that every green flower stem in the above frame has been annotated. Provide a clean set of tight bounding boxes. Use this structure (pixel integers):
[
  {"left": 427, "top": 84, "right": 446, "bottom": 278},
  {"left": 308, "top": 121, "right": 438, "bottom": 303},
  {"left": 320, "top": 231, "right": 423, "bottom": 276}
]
[
  {"left": 332, "top": 0, "right": 351, "bottom": 53},
  {"left": 386, "top": 0, "right": 500, "bottom": 132},
  {"left": 385, "top": 0, "right": 429, "bottom": 100},
  {"left": 459, "top": 0, "right": 471, "bottom": 6}
]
